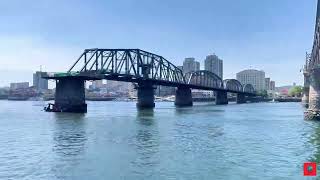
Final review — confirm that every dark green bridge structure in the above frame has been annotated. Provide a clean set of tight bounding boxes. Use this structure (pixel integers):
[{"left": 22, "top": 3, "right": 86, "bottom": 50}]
[{"left": 44, "top": 49, "right": 256, "bottom": 113}]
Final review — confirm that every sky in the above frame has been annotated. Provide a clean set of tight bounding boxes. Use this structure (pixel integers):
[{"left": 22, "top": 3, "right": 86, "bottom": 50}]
[{"left": 0, "top": 0, "right": 317, "bottom": 87}]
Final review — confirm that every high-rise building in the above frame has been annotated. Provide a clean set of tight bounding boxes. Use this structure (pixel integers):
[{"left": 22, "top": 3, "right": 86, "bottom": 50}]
[
  {"left": 270, "top": 81, "right": 275, "bottom": 91},
  {"left": 195, "top": 61, "right": 200, "bottom": 71},
  {"left": 183, "top": 58, "right": 200, "bottom": 74},
  {"left": 236, "top": 69, "right": 266, "bottom": 91},
  {"left": 204, "top": 54, "right": 223, "bottom": 79},
  {"left": 33, "top": 71, "right": 48, "bottom": 91},
  {"left": 265, "top": 78, "right": 270, "bottom": 90}
]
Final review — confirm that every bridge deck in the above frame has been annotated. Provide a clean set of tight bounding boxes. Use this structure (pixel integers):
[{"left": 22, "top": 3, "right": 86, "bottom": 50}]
[{"left": 43, "top": 71, "right": 255, "bottom": 96}]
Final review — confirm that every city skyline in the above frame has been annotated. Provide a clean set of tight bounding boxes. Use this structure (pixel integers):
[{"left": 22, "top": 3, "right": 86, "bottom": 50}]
[
  {"left": 0, "top": 65, "right": 288, "bottom": 88},
  {"left": 0, "top": 0, "right": 317, "bottom": 86}
]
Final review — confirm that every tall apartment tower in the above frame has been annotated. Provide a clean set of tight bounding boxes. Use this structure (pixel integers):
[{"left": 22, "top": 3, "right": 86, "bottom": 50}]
[
  {"left": 33, "top": 71, "right": 48, "bottom": 91},
  {"left": 204, "top": 54, "right": 223, "bottom": 79},
  {"left": 183, "top": 58, "right": 200, "bottom": 74},
  {"left": 195, "top": 61, "right": 200, "bottom": 72},
  {"left": 177, "top": 66, "right": 183, "bottom": 72}
]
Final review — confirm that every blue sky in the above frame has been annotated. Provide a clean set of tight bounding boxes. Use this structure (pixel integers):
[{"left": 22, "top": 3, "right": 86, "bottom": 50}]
[{"left": 0, "top": 0, "right": 317, "bottom": 86}]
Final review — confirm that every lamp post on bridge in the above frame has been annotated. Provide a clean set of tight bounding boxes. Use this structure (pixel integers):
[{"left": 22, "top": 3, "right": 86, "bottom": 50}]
[{"left": 302, "top": 52, "right": 311, "bottom": 108}]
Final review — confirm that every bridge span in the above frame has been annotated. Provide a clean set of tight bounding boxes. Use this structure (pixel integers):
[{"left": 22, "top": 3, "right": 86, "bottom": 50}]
[
  {"left": 44, "top": 48, "right": 256, "bottom": 113},
  {"left": 304, "top": 0, "right": 320, "bottom": 120}
]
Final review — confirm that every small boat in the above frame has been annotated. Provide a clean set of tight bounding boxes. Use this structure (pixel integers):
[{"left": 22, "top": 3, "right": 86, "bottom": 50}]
[{"left": 44, "top": 103, "right": 60, "bottom": 112}]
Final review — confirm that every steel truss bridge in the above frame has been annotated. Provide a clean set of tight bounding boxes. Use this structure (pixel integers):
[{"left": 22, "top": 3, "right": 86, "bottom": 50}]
[
  {"left": 307, "top": 0, "right": 320, "bottom": 71},
  {"left": 46, "top": 48, "right": 255, "bottom": 95},
  {"left": 303, "top": 0, "right": 320, "bottom": 119}
]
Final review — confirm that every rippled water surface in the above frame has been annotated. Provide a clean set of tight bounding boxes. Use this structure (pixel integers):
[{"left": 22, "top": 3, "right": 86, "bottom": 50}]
[{"left": 0, "top": 101, "right": 318, "bottom": 179}]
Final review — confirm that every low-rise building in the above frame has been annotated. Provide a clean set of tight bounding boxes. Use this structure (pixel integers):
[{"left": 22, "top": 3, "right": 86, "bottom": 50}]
[
  {"left": 10, "top": 82, "right": 29, "bottom": 90},
  {"left": 265, "top": 78, "right": 270, "bottom": 90},
  {"left": 270, "top": 81, "right": 275, "bottom": 91}
]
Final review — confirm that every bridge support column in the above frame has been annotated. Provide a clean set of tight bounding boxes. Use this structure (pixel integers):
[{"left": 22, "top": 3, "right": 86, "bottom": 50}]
[
  {"left": 175, "top": 87, "right": 193, "bottom": 107},
  {"left": 215, "top": 91, "right": 228, "bottom": 105},
  {"left": 236, "top": 94, "right": 246, "bottom": 104},
  {"left": 53, "top": 78, "right": 87, "bottom": 113},
  {"left": 302, "top": 72, "right": 310, "bottom": 108},
  {"left": 136, "top": 82, "right": 155, "bottom": 108},
  {"left": 306, "top": 68, "right": 320, "bottom": 120}
]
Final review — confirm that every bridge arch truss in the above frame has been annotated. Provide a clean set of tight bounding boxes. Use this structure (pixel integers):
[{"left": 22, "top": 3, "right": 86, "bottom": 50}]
[
  {"left": 185, "top": 70, "right": 223, "bottom": 89},
  {"left": 68, "top": 49, "right": 185, "bottom": 84},
  {"left": 243, "top": 84, "right": 255, "bottom": 94},
  {"left": 223, "top": 79, "right": 243, "bottom": 92}
]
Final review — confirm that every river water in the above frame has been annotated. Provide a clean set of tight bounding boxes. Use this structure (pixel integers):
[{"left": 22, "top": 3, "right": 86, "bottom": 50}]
[{"left": 0, "top": 101, "right": 318, "bottom": 179}]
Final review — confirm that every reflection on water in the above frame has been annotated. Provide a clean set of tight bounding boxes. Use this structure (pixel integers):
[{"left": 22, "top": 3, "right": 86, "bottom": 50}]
[
  {"left": 174, "top": 104, "right": 224, "bottom": 116},
  {"left": 174, "top": 106, "right": 192, "bottom": 116},
  {"left": 308, "top": 122, "right": 320, "bottom": 164},
  {"left": 51, "top": 113, "right": 87, "bottom": 178},
  {"left": 132, "top": 109, "right": 159, "bottom": 171},
  {"left": 53, "top": 113, "right": 87, "bottom": 156},
  {"left": 137, "top": 109, "right": 154, "bottom": 124}
]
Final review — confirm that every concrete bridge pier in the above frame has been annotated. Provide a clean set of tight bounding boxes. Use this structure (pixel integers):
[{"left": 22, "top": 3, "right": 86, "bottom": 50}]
[
  {"left": 236, "top": 94, "right": 246, "bottom": 104},
  {"left": 54, "top": 78, "right": 87, "bottom": 113},
  {"left": 175, "top": 87, "right": 193, "bottom": 107},
  {"left": 215, "top": 91, "right": 228, "bottom": 105},
  {"left": 136, "top": 82, "right": 155, "bottom": 108},
  {"left": 306, "top": 68, "right": 320, "bottom": 120},
  {"left": 302, "top": 72, "right": 310, "bottom": 108}
]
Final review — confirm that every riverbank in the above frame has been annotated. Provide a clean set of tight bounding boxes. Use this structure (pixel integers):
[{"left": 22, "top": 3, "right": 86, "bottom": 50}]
[{"left": 274, "top": 97, "right": 302, "bottom": 102}]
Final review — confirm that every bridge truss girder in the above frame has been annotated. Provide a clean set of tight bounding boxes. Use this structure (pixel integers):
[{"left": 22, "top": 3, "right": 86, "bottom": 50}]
[
  {"left": 223, "top": 79, "right": 243, "bottom": 92},
  {"left": 185, "top": 70, "right": 223, "bottom": 89},
  {"left": 243, "top": 84, "right": 255, "bottom": 94},
  {"left": 44, "top": 49, "right": 256, "bottom": 95},
  {"left": 68, "top": 49, "right": 185, "bottom": 84}
]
